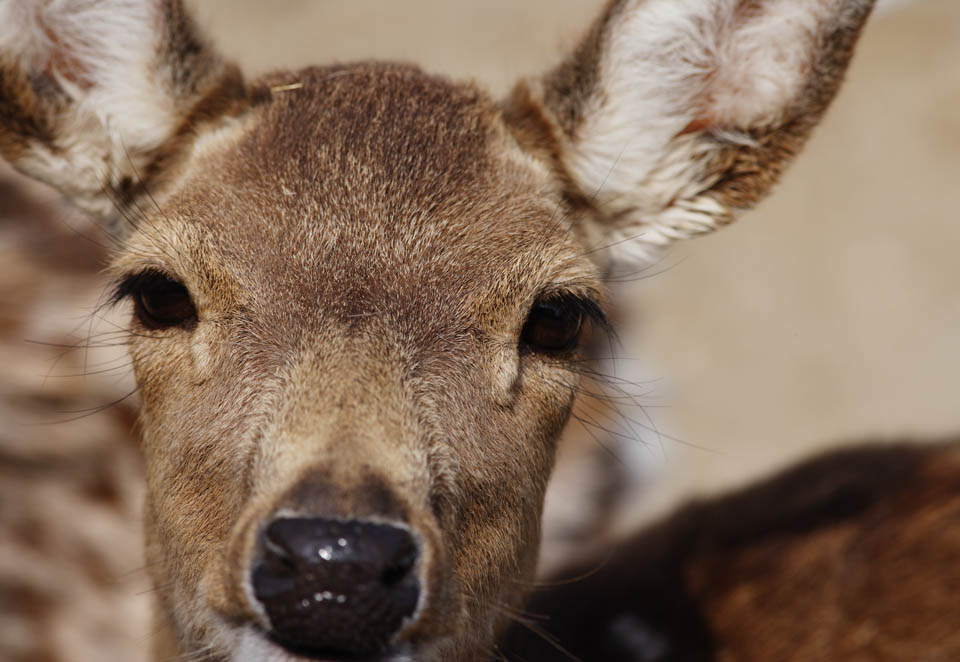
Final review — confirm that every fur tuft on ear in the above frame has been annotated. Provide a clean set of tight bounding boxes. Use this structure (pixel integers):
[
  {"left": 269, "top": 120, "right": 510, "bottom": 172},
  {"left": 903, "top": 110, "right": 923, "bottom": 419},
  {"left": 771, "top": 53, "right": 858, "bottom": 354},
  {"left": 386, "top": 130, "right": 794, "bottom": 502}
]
[
  {"left": 0, "top": 0, "right": 247, "bottom": 232},
  {"left": 504, "top": 0, "right": 876, "bottom": 265}
]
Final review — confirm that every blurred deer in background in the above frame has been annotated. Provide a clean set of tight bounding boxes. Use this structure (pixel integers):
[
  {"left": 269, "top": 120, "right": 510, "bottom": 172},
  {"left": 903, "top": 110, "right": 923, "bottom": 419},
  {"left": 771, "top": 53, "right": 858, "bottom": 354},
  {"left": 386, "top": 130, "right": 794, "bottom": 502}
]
[
  {"left": 504, "top": 440, "right": 960, "bottom": 661},
  {"left": 0, "top": 0, "right": 879, "bottom": 660}
]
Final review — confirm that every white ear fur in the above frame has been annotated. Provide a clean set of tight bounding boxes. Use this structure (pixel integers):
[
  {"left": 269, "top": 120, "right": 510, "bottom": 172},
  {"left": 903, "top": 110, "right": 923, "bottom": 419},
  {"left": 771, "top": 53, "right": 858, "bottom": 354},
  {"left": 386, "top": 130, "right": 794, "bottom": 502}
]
[
  {"left": 0, "top": 1, "right": 177, "bottom": 141},
  {"left": 0, "top": 1, "right": 178, "bottom": 217},
  {"left": 0, "top": 0, "right": 237, "bottom": 227},
  {"left": 549, "top": 0, "right": 871, "bottom": 265}
]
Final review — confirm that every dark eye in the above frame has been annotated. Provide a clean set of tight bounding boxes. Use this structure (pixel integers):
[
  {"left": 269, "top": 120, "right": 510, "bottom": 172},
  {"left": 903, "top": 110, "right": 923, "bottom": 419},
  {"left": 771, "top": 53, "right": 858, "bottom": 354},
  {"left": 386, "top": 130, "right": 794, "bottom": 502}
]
[
  {"left": 126, "top": 272, "right": 198, "bottom": 330},
  {"left": 520, "top": 298, "right": 585, "bottom": 353}
]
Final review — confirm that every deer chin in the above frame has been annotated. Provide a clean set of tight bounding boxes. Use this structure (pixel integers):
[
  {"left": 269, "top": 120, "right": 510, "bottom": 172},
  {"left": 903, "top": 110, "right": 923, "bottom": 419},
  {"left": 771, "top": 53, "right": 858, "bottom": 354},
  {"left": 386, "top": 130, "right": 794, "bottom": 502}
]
[{"left": 231, "top": 626, "right": 417, "bottom": 662}]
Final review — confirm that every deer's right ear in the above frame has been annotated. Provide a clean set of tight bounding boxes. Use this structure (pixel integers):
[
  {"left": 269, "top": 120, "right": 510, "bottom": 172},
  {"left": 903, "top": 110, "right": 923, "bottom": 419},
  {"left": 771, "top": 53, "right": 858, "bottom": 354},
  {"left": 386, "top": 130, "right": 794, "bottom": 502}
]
[
  {"left": 0, "top": 0, "right": 248, "bottom": 234},
  {"left": 504, "top": 0, "right": 876, "bottom": 267}
]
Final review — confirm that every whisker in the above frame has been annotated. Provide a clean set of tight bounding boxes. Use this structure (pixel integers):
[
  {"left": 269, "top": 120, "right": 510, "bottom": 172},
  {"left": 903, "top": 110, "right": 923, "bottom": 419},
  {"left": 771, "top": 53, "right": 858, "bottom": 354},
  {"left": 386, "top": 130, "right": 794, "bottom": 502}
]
[
  {"left": 512, "top": 546, "right": 616, "bottom": 589},
  {"left": 489, "top": 603, "right": 581, "bottom": 662}
]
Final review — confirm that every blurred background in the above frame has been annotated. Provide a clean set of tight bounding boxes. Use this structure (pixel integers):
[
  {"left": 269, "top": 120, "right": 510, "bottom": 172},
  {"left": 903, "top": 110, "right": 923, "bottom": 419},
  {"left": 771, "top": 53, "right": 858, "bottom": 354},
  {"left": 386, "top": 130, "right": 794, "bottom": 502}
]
[{"left": 1, "top": 0, "right": 957, "bottom": 660}]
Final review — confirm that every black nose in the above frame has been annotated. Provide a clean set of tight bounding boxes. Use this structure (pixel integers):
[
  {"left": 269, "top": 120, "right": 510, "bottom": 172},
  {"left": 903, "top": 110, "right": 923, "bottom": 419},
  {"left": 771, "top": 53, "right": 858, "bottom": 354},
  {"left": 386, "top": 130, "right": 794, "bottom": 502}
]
[{"left": 252, "top": 517, "right": 420, "bottom": 658}]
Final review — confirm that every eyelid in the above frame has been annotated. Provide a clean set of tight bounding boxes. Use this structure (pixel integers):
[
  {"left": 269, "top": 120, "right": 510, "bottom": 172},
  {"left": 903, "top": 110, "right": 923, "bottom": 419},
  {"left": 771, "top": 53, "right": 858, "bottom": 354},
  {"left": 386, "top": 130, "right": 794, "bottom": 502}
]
[
  {"left": 110, "top": 269, "right": 178, "bottom": 306},
  {"left": 534, "top": 288, "right": 612, "bottom": 337}
]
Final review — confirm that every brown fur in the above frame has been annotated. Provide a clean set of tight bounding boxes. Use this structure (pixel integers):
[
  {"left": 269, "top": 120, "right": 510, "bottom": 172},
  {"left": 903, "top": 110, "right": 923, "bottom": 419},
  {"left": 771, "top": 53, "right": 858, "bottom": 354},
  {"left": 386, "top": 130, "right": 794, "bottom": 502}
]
[
  {"left": 503, "top": 441, "right": 960, "bottom": 661},
  {"left": 0, "top": 1, "right": 878, "bottom": 660},
  {"left": 0, "top": 57, "right": 61, "bottom": 161}
]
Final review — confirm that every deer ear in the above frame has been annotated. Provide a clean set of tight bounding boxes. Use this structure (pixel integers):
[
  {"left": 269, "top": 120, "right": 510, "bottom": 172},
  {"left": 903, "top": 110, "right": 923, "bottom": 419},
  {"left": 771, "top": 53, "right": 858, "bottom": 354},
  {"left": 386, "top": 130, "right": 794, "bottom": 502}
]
[
  {"left": 505, "top": 0, "right": 876, "bottom": 265},
  {"left": 0, "top": 0, "right": 247, "bottom": 234}
]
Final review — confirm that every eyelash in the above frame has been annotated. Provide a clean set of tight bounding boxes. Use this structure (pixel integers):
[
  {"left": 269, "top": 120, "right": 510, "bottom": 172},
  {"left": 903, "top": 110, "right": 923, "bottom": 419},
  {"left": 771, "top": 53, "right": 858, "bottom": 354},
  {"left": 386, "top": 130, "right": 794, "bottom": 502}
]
[
  {"left": 112, "top": 270, "right": 198, "bottom": 331},
  {"left": 519, "top": 292, "right": 611, "bottom": 355}
]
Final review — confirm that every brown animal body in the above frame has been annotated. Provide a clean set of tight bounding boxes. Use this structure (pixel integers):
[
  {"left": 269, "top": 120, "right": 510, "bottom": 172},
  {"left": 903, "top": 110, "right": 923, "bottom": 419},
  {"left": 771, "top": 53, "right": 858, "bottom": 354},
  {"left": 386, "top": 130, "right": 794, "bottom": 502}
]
[
  {"left": 503, "top": 441, "right": 960, "bottom": 661},
  {"left": 0, "top": 1, "right": 878, "bottom": 660}
]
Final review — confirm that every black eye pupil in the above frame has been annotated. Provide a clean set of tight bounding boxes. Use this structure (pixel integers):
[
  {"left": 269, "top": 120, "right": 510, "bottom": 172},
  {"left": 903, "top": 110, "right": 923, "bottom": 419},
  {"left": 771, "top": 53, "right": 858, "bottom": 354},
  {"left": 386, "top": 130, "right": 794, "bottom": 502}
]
[
  {"left": 521, "top": 300, "right": 584, "bottom": 352},
  {"left": 133, "top": 275, "right": 197, "bottom": 330}
]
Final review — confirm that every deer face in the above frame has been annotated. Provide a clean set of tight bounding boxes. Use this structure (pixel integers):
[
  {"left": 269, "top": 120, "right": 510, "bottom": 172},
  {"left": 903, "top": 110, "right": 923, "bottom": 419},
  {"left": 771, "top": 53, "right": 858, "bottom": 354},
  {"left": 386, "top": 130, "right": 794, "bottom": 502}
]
[
  {"left": 0, "top": 1, "right": 876, "bottom": 660},
  {"left": 119, "top": 64, "right": 606, "bottom": 660}
]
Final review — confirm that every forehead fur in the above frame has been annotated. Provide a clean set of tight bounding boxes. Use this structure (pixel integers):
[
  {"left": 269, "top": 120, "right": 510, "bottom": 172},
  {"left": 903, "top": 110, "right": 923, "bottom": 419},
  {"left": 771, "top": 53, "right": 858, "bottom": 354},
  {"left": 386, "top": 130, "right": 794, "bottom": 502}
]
[{"left": 134, "top": 62, "right": 598, "bottom": 339}]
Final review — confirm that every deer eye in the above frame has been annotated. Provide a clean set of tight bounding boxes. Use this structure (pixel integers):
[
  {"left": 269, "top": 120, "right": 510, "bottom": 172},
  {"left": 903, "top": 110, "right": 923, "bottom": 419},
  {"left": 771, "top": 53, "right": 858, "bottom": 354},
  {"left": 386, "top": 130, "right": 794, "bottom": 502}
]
[
  {"left": 520, "top": 297, "right": 585, "bottom": 353},
  {"left": 122, "top": 272, "right": 198, "bottom": 330}
]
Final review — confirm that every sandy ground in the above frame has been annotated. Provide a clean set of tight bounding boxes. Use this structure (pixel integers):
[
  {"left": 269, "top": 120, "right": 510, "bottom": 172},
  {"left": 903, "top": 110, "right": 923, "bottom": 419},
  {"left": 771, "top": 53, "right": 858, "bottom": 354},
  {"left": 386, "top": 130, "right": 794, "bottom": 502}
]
[{"left": 191, "top": 0, "right": 960, "bottom": 522}]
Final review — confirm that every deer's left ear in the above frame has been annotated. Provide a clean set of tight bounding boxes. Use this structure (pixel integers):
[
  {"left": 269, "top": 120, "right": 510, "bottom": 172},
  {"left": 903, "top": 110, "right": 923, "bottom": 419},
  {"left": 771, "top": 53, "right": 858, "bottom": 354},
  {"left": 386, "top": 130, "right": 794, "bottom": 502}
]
[{"left": 504, "top": 0, "right": 876, "bottom": 264}]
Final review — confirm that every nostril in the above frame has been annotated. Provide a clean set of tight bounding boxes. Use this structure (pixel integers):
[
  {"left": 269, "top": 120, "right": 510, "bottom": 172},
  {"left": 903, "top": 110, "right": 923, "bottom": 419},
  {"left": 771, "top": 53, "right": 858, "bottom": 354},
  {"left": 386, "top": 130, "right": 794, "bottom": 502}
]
[
  {"left": 382, "top": 540, "right": 418, "bottom": 586},
  {"left": 252, "top": 517, "right": 421, "bottom": 657},
  {"left": 262, "top": 534, "right": 297, "bottom": 571}
]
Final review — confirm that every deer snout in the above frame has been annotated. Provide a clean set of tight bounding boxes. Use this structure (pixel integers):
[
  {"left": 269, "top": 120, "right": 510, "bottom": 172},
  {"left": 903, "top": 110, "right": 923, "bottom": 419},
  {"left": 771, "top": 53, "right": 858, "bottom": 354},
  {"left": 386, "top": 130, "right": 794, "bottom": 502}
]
[{"left": 251, "top": 516, "right": 421, "bottom": 657}]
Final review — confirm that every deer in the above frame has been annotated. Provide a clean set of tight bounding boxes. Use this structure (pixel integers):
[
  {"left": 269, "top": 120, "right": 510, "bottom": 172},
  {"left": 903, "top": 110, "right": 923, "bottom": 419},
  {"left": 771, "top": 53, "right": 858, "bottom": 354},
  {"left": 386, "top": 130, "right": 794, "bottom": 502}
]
[
  {"left": 0, "top": 0, "right": 879, "bottom": 660},
  {"left": 502, "top": 439, "right": 960, "bottom": 661}
]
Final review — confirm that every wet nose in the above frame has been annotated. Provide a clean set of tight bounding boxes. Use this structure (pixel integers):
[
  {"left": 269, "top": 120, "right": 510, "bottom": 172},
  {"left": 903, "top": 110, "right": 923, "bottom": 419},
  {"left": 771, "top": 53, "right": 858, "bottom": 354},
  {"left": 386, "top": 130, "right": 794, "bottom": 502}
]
[{"left": 252, "top": 517, "right": 420, "bottom": 657}]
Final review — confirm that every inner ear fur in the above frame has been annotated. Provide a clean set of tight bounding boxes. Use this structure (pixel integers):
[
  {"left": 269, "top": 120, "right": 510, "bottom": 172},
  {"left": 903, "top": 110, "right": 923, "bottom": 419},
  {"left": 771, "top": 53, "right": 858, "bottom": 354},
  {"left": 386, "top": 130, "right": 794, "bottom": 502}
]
[
  {"left": 0, "top": 0, "right": 249, "bottom": 233},
  {"left": 503, "top": 0, "right": 877, "bottom": 264}
]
